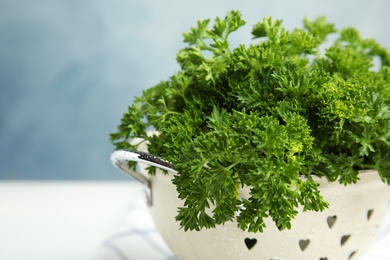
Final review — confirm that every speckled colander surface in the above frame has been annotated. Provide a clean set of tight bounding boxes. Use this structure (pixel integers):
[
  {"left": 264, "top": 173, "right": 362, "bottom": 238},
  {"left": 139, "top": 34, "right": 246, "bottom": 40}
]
[{"left": 147, "top": 169, "right": 390, "bottom": 260}]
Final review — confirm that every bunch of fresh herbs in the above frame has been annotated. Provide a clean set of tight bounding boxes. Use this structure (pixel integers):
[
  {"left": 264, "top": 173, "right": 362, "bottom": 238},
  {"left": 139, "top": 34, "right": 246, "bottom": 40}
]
[{"left": 110, "top": 10, "right": 390, "bottom": 232}]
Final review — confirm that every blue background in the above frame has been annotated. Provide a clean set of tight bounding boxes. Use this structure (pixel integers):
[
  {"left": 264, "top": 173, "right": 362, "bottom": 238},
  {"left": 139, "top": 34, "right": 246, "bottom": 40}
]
[{"left": 1, "top": 0, "right": 390, "bottom": 179}]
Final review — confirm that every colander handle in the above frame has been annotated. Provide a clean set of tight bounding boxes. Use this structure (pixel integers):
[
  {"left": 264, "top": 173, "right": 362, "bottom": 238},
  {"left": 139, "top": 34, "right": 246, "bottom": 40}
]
[{"left": 110, "top": 149, "right": 177, "bottom": 206}]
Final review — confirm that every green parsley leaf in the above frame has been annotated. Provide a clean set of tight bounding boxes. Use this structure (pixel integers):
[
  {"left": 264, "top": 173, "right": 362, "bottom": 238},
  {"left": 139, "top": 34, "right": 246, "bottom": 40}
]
[{"left": 111, "top": 10, "right": 390, "bottom": 233}]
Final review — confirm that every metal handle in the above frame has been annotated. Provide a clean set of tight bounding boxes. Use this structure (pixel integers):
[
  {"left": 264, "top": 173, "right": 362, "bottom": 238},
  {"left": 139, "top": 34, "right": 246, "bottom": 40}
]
[{"left": 110, "top": 149, "right": 177, "bottom": 206}]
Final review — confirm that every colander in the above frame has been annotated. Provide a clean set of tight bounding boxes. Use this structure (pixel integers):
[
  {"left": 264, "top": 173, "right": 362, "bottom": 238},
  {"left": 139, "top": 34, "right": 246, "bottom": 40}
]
[{"left": 111, "top": 147, "right": 390, "bottom": 260}]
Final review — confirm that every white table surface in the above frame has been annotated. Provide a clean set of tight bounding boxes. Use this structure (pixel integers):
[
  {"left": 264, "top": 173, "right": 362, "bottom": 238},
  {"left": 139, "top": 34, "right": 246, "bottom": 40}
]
[
  {"left": 0, "top": 181, "right": 143, "bottom": 260},
  {"left": 1, "top": 181, "right": 389, "bottom": 260}
]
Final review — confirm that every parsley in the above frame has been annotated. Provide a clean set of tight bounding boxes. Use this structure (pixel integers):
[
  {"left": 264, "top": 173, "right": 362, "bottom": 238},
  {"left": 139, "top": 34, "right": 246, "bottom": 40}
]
[{"left": 110, "top": 10, "right": 390, "bottom": 232}]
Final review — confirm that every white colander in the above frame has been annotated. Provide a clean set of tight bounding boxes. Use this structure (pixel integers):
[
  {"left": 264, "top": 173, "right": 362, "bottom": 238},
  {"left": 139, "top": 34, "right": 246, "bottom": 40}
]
[{"left": 111, "top": 149, "right": 390, "bottom": 260}]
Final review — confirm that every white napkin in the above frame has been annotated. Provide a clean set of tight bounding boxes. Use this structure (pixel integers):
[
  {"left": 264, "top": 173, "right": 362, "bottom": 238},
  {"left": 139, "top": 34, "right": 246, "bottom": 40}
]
[
  {"left": 362, "top": 211, "right": 390, "bottom": 260},
  {"left": 95, "top": 191, "right": 175, "bottom": 260}
]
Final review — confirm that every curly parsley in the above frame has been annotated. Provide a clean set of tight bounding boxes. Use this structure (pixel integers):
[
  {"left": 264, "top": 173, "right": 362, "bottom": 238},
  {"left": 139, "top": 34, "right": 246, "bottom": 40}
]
[{"left": 110, "top": 10, "right": 390, "bottom": 232}]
